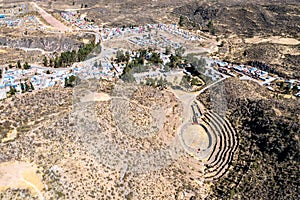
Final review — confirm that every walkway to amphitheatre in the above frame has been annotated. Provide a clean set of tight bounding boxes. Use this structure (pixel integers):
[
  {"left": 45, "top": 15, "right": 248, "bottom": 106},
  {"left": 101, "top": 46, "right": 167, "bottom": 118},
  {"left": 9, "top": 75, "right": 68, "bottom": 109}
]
[{"left": 173, "top": 80, "right": 238, "bottom": 182}]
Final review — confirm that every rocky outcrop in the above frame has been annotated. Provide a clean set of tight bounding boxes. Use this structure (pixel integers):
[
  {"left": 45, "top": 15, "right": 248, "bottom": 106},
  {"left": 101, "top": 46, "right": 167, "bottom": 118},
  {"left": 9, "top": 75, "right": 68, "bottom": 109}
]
[{"left": 0, "top": 36, "right": 81, "bottom": 52}]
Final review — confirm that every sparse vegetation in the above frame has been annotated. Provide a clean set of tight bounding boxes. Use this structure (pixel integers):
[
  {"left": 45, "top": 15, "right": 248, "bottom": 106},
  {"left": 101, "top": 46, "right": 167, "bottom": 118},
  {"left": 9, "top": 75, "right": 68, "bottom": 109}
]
[
  {"left": 198, "top": 79, "right": 299, "bottom": 199},
  {"left": 0, "top": 0, "right": 299, "bottom": 199}
]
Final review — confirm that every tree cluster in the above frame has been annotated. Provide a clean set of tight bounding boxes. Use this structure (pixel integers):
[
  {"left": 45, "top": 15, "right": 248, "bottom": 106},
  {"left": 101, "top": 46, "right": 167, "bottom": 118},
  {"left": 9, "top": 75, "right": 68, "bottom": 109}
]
[
  {"left": 165, "top": 46, "right": 186, "bottom": 69},
  {"left": 185, "top": 54, "right": 206, "bottom": 74},
  {"left": 115, "top": 50, "right": 130, "bottom": 63},
  {"left": 20, "top": 81, "right": 34, "bottom": 93},
  {"left": 144, "top": 77, "right": 168, "bottom": 90},
  {"left": 64, "top": 75, "right": 78, "bottom": 88},
  {"left": 7, "top": 86, "right": 17, "bottom": 96},
  {"left": 120, "top": 48, "right": 163, "bottom": 82},
  {"left": 43, "top": 41, "right": 99, "bottom": 68},
  {"left": 9, "top": 61, "right": 31, "bottom": 70}
]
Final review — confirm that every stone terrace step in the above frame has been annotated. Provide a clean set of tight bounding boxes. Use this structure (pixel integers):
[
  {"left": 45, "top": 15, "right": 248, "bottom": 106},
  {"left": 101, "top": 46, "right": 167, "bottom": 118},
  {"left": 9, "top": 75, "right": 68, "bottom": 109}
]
[
  {"left": 202, "top": 115, "right": 225, "bottom": 167},
  {"left": 204, "top": 112, "right": 230, "bottom": 170},
  {"left": 211, "top": 112, "right": 238, "bottom": 168},
  {"left": 203, "top": 111, "right": 238, "bottom": 181}
]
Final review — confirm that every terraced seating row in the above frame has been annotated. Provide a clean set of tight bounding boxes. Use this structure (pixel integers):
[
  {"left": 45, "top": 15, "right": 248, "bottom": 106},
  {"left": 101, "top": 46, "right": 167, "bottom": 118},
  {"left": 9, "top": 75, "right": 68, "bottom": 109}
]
[
  {"left": 199, "top": 110, "right": 238, "bottom": 181},
  {"left": 202, "top": 116, "right": 224, "bottom": 167},
  {"left": 197, "top": 121, "right": 218, "bottom": 159},
  {"left": 211, "top": 112, "right": 239, "bottom": 173},
  {"left": 204, "top": 112, "right": 230, "bottom": 172}
]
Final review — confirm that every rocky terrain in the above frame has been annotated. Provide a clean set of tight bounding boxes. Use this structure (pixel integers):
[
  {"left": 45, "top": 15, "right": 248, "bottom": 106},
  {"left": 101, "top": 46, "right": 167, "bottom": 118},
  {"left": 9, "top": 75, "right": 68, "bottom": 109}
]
[
  {"left": 0, "top": 80, "right": 213, "bottom": 199},
  {"left": 0, "top": 36, "right": 78, "bottom": 52},
  {"left": 175, "top": 0, "right": 300, "bottom": 37},
  {"left": 197, "top": 78, "right": 300, "bottom": 199},
  {"left": 175, "top": 0, "right": 300, "bottom": 79},
  {"left": 39, "top": 0, "right": 195, "bottom": 26},
  {"left": 0, "top": 27, "right": 93, "bottom": 53}
]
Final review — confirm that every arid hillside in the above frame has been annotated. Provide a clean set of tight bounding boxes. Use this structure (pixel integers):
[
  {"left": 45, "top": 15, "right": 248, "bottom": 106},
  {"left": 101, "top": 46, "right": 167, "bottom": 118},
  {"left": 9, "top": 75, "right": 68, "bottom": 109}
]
[
  {"left": 38, "top": 0, "right": 195, "bottom": 26},
  {"left": 197, "top": 78, "right": 300, "bottom": 199},
  {"left": 175, "top": 0, "right": 300, "bottom": 37},
  {"left": 175, "top": 0, "right": 300, "bottom": 79}
]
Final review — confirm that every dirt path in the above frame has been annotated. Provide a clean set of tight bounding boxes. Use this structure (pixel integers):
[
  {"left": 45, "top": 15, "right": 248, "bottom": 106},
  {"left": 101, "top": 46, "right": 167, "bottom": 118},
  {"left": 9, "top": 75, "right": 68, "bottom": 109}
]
[
  {"left": 197, "top": 77, "right": 229, "bottom": 94},
  {"left": 22, "top": 179, "right": 45, "bottom": 200},
  {"left": 30, "top": 2, "right": 71, "bottom": 32}
]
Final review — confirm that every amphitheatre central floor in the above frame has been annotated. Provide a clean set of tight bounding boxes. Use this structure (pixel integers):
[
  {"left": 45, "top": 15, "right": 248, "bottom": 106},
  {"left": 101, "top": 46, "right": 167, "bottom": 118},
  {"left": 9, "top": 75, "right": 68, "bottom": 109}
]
[{"left": 181, "top": 124, "right": 210, "bottom": 151}]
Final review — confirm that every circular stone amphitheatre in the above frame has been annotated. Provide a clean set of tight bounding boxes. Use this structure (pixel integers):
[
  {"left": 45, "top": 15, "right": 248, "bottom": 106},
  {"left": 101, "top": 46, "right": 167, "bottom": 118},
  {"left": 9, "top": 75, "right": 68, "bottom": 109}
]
[{"left": 180, "top": 102, "right": 238, "bottom": 181}]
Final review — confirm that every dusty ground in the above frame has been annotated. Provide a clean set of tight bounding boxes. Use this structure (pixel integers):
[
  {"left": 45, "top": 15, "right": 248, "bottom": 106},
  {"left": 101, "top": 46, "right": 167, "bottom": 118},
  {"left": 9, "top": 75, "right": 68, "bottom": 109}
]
[
  {"left": 244, "top": 37, "right": 300, "bottom": 46},
  {"left": 1, "top": 128, "right": 17, "bottom": 143},
  {"left": 181, "top": 124, "right": 209, "bottom": 150},
  {"left": 0, "top": 161, "right": 44, "bottom": 198},
  {"left": 37, "top": 0, "right": 195, "bottom": 27},
  {"left": 0, "top": 82, "right": 211, "bottom": 199}
]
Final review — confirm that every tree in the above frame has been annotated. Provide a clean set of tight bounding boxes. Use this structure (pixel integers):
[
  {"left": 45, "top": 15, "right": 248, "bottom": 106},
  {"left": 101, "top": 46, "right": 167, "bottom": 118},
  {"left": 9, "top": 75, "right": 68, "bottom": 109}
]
[
  {"left": 20, "top": 82, "right": 25, "bottom": 93},
  {"left": 64, "top": 75, "right": 77, "bottom": 87},
  {"left": 157, "top": 77, "right": 168, "bottom": 89},
  {"left": 168, "top": 54, "right": 180, "bottom": 68},
  {"left": 165, "top": 46, "right": 171, "bottom": 55},
  {"left": 180, "top": 75, "right": 191, "bottom": 89},
  {"left": 17, "top": 60, "right": 21, "bottom": 69},
  {"left": 49, "top": 59, "right": 54, "bottom": 67},
  {"left": 30, "top": 82, "right": 34, "bottom": 90},
  {"left": 175, "top": 47, "right": 185, "bottom": 58},
  {"left": 43, "top": 56, "right": 48, "bottom": 67},
  {"left": 120, "top": 68, "right": 135, "bottom": 83},
  {"left": 179, "top": 16, "right": 185, "bottom": 27},
  {"left": 149, "top": 52, "right": 163, "bottom": 64},
  {"left": 23, "top": 62, "right": 31, "bottom": 70},
  {"left": 207, "top": 20, "right": 215, "bottom": 35},
  {"left": 164, "top": 65, "right": 170, "bottom": 72},
  {"left": 125, "top": 51, "right": 130, "bottom": 63},
  {"left": 116, "top": 50, "right": 125, "bottom": 63},
  {"left": 7, "top": 86, "right": 17, "bottom": 96},
  {"left": 93, "top": 61, "right": 98, "bottom": 68},
  {"left": 25, "top": 82, "right": 30, "bottom": 91},
  {"left": 8, "top": 64, "right": 13, "bottom": 69},
  {"left": 69, "top": 75, "right": 76, "bottom": 83}
]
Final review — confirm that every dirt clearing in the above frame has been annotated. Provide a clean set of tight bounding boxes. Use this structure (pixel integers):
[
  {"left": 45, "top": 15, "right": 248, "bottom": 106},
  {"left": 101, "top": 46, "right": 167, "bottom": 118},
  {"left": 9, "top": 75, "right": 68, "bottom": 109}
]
[{"left": 0, "top": 161, "right": 44, "bottom": 199}]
